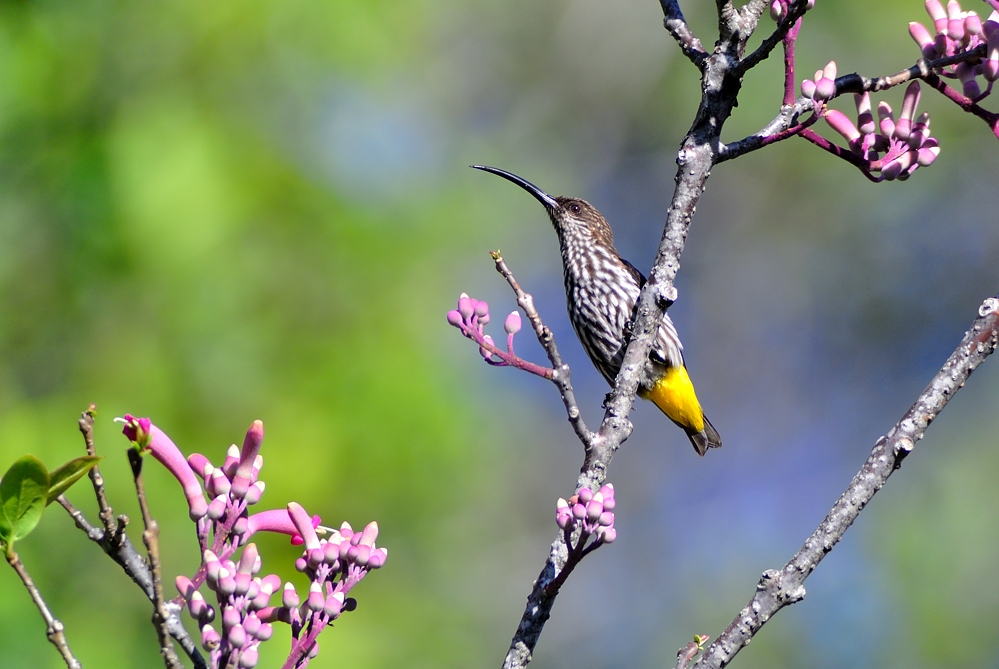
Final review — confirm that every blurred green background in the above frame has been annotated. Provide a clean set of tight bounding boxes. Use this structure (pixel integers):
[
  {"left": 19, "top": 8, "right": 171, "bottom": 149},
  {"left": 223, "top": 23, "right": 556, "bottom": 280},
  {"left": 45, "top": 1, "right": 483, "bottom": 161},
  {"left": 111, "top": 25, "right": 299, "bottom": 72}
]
[{"left": 1, "top": 0, "right": 998, "bottom": 667}]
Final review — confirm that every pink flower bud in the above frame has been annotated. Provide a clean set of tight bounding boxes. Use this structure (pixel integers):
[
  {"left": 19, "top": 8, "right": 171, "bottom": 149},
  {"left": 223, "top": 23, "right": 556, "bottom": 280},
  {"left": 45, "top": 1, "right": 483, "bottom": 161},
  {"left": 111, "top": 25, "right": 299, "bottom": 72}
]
[
  {"left": 577, "top": 487, "right": 593, "bottom": 503},
  {"left": 824, "top": 110, "right": 861, "bottom": 149},
  {"left": 243, "top": 482, "right": 264, "bottom": 506},
  {"left": 238, "top": 648, "right": 258, "bottom": 668},
  {"left": 572, "top": 503, "right": 586, "bottom": 520},
  {"left": 854, "top": 93, "right": 875, "bottom": 135},
  {"left": 176, "top": 575, "right": 195, "bottom": 598},
  {"left": 217, "top": 572, "right": 237, "bottom": 597},
  {"left": 359, "top": 521, "right": 379, "bottom": 547},
  {"left": 189, "top": 590, "right": 208, "bottom": 618},
  {"left": 966, "top": 12, "right": 983, "bottom": 36},
  {"left": 307, "top": 582, "right": 324, "bottom": 612},
  {"left": 228, "top": 624, "right": 247, "bottom": 648},
  {"left": 801, "top": 79, "right": 816, "bottom": 99},
  {"left": 282, "top": 583, "right": 299, "bottom": 608},
  {"left": 324, "top": 591, "right": 345, "bottom": 618},
  {"left": 599, "top": 511, "right": 615, "bottom": 526},
  {"left": 188, "top": 453, "right": 213, "bottom": 480},
  {"left": 256, "top": 623, "right": 273, "bottom": 641},
  {"left": 926, "top": 0, "right": 948, "bottom": 32},
  {"left": 504, "top": 311, "right": 522, "bottom": 335},
  {"left": 909, "top": 22, "right": 939, "bottom": 58},
  {"left": 287, "top": 502, "right": 320, "bottom": 550},
  {"left": 201, "top": 625, "right": 220, "bottom": 651},
  {"left": 222, "top": 606, "right": 241, "bottom": 630},
  {"left": 447, "top": 310, "right": 463, "bottom": 327},
  {"left": 769, "top": 0, "right": 784, "bottom": 22},
  {"left": 585, "top": 500, "right": 603, "bottom": 521},
  {"left": 917, "top": 144, "right": 941, "bottom": 166},
  {"left": 367, "top": 548, "right": 387, "bottom": 568},
  {"left": 457, "top": 295, "right": 474, "bottom": 320},
  {"left": 877, "top": 101, "right": 895, "bottom": 137},
  {"left": 986, "top": 31, "right": 999, "bottom": 80},
  {"left": 597, "top": 526, "right": 617, "bottom": 543},
  {"left": 231, "top": 420, "right": 264, "bottom": 499}
]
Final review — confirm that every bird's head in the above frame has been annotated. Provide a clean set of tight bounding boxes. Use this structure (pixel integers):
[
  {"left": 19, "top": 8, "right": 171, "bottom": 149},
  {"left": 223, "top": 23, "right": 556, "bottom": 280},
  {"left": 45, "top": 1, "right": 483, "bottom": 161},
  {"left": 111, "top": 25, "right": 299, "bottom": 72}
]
[{"left": 472, "top": 165, "right": 614, "bottom": 249}]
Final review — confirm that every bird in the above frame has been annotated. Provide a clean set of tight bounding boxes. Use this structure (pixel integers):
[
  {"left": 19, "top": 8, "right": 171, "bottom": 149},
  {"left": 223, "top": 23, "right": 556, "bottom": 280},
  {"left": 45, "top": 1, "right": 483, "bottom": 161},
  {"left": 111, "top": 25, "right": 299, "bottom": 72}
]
[{"left": 472, "top": 165, "right": 721, "bottom": 456}]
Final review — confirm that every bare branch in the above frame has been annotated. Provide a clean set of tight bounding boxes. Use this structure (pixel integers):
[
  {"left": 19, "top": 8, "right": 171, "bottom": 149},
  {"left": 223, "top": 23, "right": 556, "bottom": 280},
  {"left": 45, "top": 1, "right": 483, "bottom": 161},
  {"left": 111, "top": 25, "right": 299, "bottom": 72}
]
[
  {"left": 492, "top": 252, "right": 595, "bottom": 448},
  {"left": 127, "top": 449, "right": 184, "bottom": 669},
  {"left": 64, "top": 409, "right": 207, "bottom": 669},
  {"left": 79, "top": 406, "right": 117, "bottom": 536},
  {"left": 688, "top": 294, "right": 999, "bottom": 669},
  {"left": 660, "top": 0, "right": 708, "bottom": 67},
  {"left": 502, "top": 12, "right": 761, "bottom": 668},
  {"left": 6, "top": 550, "right": 81, "bottom": 669}
]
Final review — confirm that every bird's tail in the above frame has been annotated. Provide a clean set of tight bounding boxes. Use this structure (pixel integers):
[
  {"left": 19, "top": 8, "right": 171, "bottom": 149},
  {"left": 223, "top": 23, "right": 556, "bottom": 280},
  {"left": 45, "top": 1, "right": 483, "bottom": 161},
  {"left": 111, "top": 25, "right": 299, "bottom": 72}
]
[
  {"left": 685, "top": 415, "right": 722, "bottom": 457},
  {"left": 639, "top": 365, "right": 722, "bottom": 456}
]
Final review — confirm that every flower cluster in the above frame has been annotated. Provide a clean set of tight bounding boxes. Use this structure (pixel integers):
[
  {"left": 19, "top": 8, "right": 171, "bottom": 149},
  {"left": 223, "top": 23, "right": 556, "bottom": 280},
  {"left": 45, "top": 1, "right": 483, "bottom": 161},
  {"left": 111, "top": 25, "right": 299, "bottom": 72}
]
[
  {"left": 446, "top": 293, "right": 552, "bottom": 379},
  {"left": 177, "top": 544, "right": 278, "bottom": 669},
  {"left": 119, "top": 416, "right": 387, "bottom": 669},
  {"left": 447, "top": 293, "right": 523, "bottom": 366},
  {"left": 801, "top": 60, "right": 839, "bottom": 102},
  {"left": 276, "top": 505, "right": 386, "bottom": 664},
  {"left": 909, "top": 0, "right": 999, "bottom": 98},
  {"left": 768, "top": 0, "right": 815, "bottom": 24},
  {"left": 557, "top": 484, "right": 617, "bottom": 548},
  {"left": 824, "top": 82, "right": 940, "bottom": 181}
]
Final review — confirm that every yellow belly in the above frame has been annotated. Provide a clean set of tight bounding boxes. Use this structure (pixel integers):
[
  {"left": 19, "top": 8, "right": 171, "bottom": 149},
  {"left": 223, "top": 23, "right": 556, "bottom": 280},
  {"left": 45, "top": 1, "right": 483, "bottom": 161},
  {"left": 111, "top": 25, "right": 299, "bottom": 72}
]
[{"left": 639, "top": 366, "right": 705, "bottom": 433}]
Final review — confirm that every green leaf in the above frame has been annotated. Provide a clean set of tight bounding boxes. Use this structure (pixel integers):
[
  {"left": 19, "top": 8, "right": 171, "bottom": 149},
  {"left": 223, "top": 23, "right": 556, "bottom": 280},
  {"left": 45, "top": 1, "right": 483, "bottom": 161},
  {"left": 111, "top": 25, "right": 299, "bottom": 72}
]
[
  {"left": 0, "top": 456, "right": 50, "bottom": 548},
  {"left": 46, "top": 456, "right": 103, "bottom": 505}
]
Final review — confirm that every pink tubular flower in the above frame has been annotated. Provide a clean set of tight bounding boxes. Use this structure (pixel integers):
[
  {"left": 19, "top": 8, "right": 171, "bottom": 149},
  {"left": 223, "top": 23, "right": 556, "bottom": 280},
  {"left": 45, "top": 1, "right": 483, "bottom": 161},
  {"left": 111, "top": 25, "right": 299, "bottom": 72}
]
[
  {"left": 287, "top": 502, "right": 320, "bottom": 550},
  {"left": 231, "top": 420, "right": 264, "bottom": 499},
  {"left": 244, "top": 508, "right": 322, "bottom": 545},
  {"left": 119, "top": 415, "right": 208, "bottom": 520}
]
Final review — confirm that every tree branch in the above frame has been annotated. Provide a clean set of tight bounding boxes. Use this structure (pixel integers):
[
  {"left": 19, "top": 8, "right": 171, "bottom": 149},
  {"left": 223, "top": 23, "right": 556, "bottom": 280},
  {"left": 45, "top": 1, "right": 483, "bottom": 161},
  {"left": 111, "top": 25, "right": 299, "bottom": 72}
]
[
  {"left": 64, "top": 409, "right": 206, "bottom": 669},
  {"left": 127, "top": 449, "right": 184, "bottom": 669},
  {"left": 6, "top": 550, "right": 81, "bottom": 669},
  {"left": 660, "top": 0, "right": 708, "bottom": 68},
  {"left": 718, "top": 46, "right": 990, "bottom": 163},
  {"left": 491, "top": 252, "right": 595, "bottom": 448},
  {"left": 679, "top": 294, "right": 999, "bottom": 669},
  {"left": 501, "top": 8, "right": 757, "bottom": 667}
]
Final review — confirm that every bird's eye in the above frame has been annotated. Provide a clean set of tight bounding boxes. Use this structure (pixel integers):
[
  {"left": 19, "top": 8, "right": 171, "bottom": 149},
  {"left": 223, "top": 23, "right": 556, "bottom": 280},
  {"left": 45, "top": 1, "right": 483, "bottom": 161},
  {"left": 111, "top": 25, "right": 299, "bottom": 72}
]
[{"left": 570, "top": 203, "right": 581, "bottom": 214}]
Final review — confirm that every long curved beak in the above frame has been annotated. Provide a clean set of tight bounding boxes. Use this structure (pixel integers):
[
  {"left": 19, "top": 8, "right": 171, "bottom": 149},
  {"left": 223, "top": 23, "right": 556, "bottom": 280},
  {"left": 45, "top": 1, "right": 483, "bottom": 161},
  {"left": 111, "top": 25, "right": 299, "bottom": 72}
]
[{"left": 471, "top": 165, "right": 559, "bottom": 210}]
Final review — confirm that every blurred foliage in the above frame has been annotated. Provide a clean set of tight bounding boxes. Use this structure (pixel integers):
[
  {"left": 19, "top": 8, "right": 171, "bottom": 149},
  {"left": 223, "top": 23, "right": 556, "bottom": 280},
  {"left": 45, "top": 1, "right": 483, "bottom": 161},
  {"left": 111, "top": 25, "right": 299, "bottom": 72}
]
[{"left": 0, "top": 0, "right": 997, "bottom": 667}]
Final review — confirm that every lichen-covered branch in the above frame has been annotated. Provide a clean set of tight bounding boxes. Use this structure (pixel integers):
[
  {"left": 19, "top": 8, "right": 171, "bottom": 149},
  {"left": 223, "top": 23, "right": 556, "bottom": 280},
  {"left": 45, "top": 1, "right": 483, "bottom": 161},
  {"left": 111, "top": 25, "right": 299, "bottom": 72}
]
[{"left": 678, "top": 294, "right": 999, "bottom": 669}]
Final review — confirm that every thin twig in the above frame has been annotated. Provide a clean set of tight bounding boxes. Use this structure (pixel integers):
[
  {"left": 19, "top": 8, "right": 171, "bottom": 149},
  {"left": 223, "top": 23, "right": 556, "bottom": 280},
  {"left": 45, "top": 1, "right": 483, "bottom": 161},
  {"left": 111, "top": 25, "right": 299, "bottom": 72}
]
[
  {"left": 64, "top": 409, "right": 207, "bottom": 669},
  {"left": 492, "top": 252, "right": 596, "bottom": 448},
  {"left": 79, "top": 406, "right": 116, "bottom": 537},
  {"left": 660, "top": 0, "right": 707, "bottom": 67},
  {"left": 781, "top": 17, "right": 802, "bottom": 106},
  {"left": 687, "top": 294, "right": 999, "bottom": 669},
  {"left": 127, "top": 449, "right": 184, "bottom": 669},
  {"left": 6, "top": 550, "right": 81, "bottom": 669},
  {"left": 675, "top": 637, "right": 709, "bottom": 669}
]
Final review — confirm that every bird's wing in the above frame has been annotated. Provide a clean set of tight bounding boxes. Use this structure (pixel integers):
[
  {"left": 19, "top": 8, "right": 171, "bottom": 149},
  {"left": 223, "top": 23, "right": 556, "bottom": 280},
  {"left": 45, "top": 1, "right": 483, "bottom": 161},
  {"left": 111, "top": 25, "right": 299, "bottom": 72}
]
[{"left": 619, "top": 257, "right": 685, "bottom": 369}]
